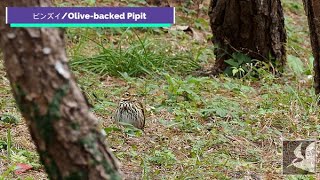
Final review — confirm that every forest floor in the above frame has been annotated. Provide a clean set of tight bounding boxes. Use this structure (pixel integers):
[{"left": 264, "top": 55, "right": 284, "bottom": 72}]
[{"left": 0, "top": 0, "right": 319, "bottom": 179}]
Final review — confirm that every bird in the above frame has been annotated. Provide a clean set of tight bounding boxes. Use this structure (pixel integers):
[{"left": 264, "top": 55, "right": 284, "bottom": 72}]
[{"left": 114, "top": 92, "right": 145, "bottom": 129}]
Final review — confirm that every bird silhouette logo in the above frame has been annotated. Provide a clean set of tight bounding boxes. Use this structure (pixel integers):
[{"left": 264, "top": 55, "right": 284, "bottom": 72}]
[{"left": 283, "top": 140, "right": 316, "bottom": 174}]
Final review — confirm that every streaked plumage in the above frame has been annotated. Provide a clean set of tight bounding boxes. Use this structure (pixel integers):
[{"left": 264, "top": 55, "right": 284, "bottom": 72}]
[{"left": 114, "top": 93, "right": 145, "bottom": 129}]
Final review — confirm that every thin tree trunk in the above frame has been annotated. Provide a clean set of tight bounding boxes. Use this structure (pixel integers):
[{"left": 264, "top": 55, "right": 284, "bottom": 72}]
[
  {"left": 208, "top": 0, "right": 287, "bottom": 75},
  {"left": 0, "top": 1, "right": 121, "bottom": 179},
  {"left": 303, "top": 0, "right": 320, "bottom": 95}
]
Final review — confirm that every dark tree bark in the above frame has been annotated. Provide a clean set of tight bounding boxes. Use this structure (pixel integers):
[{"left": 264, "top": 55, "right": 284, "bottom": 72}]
[
  {"left": 303, "top": 0, "right": 320, "bottom": 95},
  {"left": 0, "top": 1, "right": 121, "bottom": 179},
  {"left": 146, "top": 0, "right": 163, "bottom": 6},
  {"left": 208, "top": 0, "right": 287, "bottom": 75},
  {"left": 146, "top": 0, "right": 188, "bottom": 6}
]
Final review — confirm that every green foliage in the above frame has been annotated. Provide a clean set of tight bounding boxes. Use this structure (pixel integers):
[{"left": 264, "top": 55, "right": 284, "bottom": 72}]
[
  {"left": 200, "top": 97, "right": 242, "bottom": 119},
  {"left": 118, "top": 122, "right": 143, "bottom": 137},
  {"left": 283, "top": 1, "right": 304, "bottom": 14},
  {"left": 6, "top": 128, "right": 11, "bottom": 161},
  {"left": 0, "top": 164, "right": 16, "bottom": 179},
  {"left": 104, "top": 126, "right": 122, "bottom": 136},
  {"left": 0, "top": 139, "right": 42, "bottom": 176},
  {"left": 11, "top": 150, "right": 42, "bottom": 169},
  {"left": 0, "top": 114, "right": 19, "bottom": 125},
  {"left": 0, "top": 114, "right": 19, "bottom": 162},
  {"left": 194, "top": 18, "right": 209, "bottom": 30},
  {"left": 171, "top": 102, "right": 203, "bottom": 132},
  {"left": 224, "top": 53, "right": 253, "bottom": 78},
  {"left": 223, "top": 52, "right": 280, "bottom": 79},
  {"left": 164, "top": 73, "right": 205, "bottom": 103},
  {"left": 148, "top": 148, "right": 177, "bottom": 166},
  {"left": 71, "top": 33, "right": 200, "bottom": 77},
  {"left": 84, "top": 0, "right": 96, "bottom": 6},
  {"left": 305, "top": 57, "right": 314, "bottom": 75},
  {"left": 287, "top": 55, "right": 305, "bottom": 75},
  {"left": 0, "top": 140, "right": 6, "bottom": 150}
]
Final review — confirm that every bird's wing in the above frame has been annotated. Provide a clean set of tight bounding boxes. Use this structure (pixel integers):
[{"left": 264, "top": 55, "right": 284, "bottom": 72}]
[
  {"left": 293, "top": 143, "right": 304, "bottom": 159},
  {"left": 294, "top": 142, "right": 316, "bottom": 173},
  {"left": 136, "top": 101, "right": 145, "bottom": 114},
  {"left": 305, "top": 142, "right": 316, "bottom": 161},
  {"left": 136, "top": 101, "right": 145, "bottom": 128}
]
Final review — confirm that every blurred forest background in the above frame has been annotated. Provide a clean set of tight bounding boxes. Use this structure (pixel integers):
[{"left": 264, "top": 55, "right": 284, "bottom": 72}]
[{"left": 0, "top": 0, "right": 318, "bottom": 179}]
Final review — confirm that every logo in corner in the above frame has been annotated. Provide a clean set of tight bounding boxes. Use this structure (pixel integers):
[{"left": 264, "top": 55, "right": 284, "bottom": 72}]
[{"left": 283, "top": 140, "right": 316, "bottom": 174}]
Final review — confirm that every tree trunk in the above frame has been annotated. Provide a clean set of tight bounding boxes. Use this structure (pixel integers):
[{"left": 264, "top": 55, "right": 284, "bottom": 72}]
[
  {"left": 303, "top": 0, "right": 320, "bottom": 95},
  {"left": 146, "top": 0, "right": 188, "bottom": 6},
  {"left": 146, "top": 0, "right": 163, "bottom": 6},
  {"left": 208, "top": 0, "right": 287, "bottom": 75},
  {"left": 0, "top": 1, "right": 121, "bottom": 179}
]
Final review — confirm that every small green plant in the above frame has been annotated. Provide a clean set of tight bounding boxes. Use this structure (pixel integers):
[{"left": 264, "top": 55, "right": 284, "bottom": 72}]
[
  {"left": 104, "top": 123, "right": 143, "bottom": 137},
  {"left": 223, "top": 52, "right": 279, "bottom": 79},
  {"left": 164, "top": 73, "right": 209, "bottom": 103},
  {"left": 305, "top": 57, "right": 314, "bottom": 75},
  {"left": 103, "top": 126, "right": 122, "bottom": 136},
  {"left": 84, "top": 0, "right": 96, "bottom": 6},
  {"left": 0, "top": 140, "right": 6, "bottom": 150},
  {"left": 0, "top": 114, "right": 19, "bottom": 124},
  {"left": 148, "top": 148, "right": 177, "bottom": 166},
  {"left": 283, "top": 1, "right": 304, "bottom": 14},
  {"left": 11, "top": 150, "right": 42, "bottom": 169},
  {"left": 0, "top": 114, "right": 19, "bottom": 162},
  {"left": 224, "top": 52, "right": 253, "bottom": 78},
  {"left": 0, "top": 114, "right": 41, "bottom": 177},
  {"left": 171, "top": 102, "right": 203, "bottom": 132},
  {"left": 0, "top": 164, "right": 16, "bottom": 179},
  {"left": 200, "top": 97, "right": 243, "bottom": 119},
  {"left": 287, "top": 55, "right": 305, "bottom": 76},
  {"left": 119, "top": 122, "right": 144, "bottom": 137},
  {"left": 141, "top": 157, "right": 151, "bottom": 180}
]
